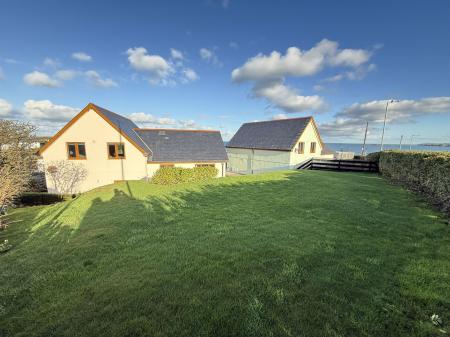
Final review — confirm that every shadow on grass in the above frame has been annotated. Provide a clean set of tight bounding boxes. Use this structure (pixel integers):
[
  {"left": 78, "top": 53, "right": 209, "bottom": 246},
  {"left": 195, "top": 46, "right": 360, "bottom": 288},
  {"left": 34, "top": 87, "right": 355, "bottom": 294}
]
[{"left": 1, "top": 171, "right": 449, "bottom": 337}]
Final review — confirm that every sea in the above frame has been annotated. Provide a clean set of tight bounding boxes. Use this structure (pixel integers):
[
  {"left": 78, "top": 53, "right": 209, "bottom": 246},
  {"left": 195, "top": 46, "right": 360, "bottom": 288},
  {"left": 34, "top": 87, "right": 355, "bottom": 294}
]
[
  {"left": 326, "top": 143, "right": 450, "bottom": 154},
  {"left": 223, "top": 141, "right": 450, "bottom": 154}
]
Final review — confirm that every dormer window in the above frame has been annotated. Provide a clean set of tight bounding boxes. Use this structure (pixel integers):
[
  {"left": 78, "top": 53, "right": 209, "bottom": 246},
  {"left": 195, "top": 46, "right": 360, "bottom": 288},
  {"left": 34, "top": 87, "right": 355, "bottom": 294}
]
[{"left": 108, "top": 143, "right": 125, "bottom": 159}]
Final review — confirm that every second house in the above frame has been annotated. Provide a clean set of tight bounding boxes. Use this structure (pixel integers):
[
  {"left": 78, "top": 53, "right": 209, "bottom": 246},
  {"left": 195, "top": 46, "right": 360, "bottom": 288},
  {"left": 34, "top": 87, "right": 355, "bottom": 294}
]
[{"left": 38, "top": 103, "right": 228, "bottom": 193}]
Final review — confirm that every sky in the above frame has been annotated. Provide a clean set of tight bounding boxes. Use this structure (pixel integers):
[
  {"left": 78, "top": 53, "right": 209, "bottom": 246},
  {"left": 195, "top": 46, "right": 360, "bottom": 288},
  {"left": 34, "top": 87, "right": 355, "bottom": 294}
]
[{"left": 1, "top": 0, "right": 450, "bottom": 144}]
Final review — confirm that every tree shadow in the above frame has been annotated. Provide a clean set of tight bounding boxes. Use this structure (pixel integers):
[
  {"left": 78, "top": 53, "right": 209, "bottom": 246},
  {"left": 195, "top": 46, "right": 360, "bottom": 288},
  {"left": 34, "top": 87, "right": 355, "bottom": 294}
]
[{"left": 1, "top": 171, "right": 448, "bottom": 337}]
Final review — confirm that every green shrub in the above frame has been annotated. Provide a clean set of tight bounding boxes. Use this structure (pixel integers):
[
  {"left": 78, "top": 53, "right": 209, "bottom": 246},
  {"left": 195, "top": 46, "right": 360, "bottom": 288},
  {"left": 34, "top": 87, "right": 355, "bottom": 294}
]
[
  {"left": 366, "top": 151, "right": 381, "bottom": 163},
  {"left": 377, "top": 151, "right": 450, "bottom": 215},
  {"left": 18, "top": 192, "right": 68, "bottom": 206},
  {"left": 152, "top": 166, "right": 218, "bottom": 185}
]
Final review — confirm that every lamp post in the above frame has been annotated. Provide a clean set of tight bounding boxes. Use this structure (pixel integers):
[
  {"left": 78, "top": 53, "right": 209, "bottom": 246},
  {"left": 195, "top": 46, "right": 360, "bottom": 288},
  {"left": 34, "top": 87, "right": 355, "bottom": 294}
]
[
  {"left": 409, "top": 134, "right": 419, "bottom": 150},
  {"left": 380, "top": 99, "right": 399, "bottom": 151}
]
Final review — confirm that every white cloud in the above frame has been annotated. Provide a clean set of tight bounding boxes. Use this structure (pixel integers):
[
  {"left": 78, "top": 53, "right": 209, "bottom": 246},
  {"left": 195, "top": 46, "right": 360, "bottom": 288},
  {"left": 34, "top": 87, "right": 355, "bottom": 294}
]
[
  {"left": 324, "top": 74, "right": 344, "bottom": 82},
  {"left": 55, "top": 69, "right": 79, "bottom": 80},
  {"left": 4, "top": 58, "right": 20, "bottom": 64},
  {"left": 272, "top": 113, "right": 288, "bottom": 120},
  {"left": 313, "top": 84, "right": 324, "bottom": 91},
  {"left": 0, "top": 98, "right": 13, "bottom": 116},
  {"left": 129, "top": 112, "right": 177, "bottom": 126},
  {"left": 72, "top": 52, "right": 92, "bottom": 62},
  {"left": 232, "top": 39, "right": 372, "bottom": 83},
  {"left": 199, "top": 48, "right": 222, "bottom": 66},
  {"left": 320, "top": 97, "right": 450, "bottom": 138},
  {"left": 43, "top": 57, "right": 60, "bottom": 68},
  {"left": 232, "top": 39, "right": 374, "bottom": 113},
  {"left": 129, "top": 112, "right": 209, "bottom": 130},
  {"left": 229, "top": 41, "right": 238, "bottom": 49},
  {"left": 85, "top": 70, "right": 118, "bottom": 88},
  {"left": 127, "top": 47, "right": 173, "bottom": 85},
  {"left": 23, "top": 71, "right": 61, "bottom": 87},
  {"left": 23, "top": 99, "right": 79, "bottom": 122},
  {"left": 253, "top": 80, "right": 327, "bottom": 113},
  {"left": 170, "top": 48, "right": 184, "bottom": 60},
  {"left": 127, "top": 47, "right": 198, "bottom": 86},
  {"left": 182, "top": 68, "right": 199, "bottom": 82}
]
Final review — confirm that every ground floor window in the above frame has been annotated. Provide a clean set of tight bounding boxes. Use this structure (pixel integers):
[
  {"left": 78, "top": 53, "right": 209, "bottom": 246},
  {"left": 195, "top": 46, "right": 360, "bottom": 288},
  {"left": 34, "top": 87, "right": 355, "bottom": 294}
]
[
  {"left": 67, "top": 142, "right": 86, "bottom": 160},
  {"left": 108, "top": 143, "right": 125, "bottom": 159},
  {"left": 195, "top": 164, "right": 215, "bottom": 167},
  {"left": 160, "top": 164, "right": 175, "bottom": 168}
]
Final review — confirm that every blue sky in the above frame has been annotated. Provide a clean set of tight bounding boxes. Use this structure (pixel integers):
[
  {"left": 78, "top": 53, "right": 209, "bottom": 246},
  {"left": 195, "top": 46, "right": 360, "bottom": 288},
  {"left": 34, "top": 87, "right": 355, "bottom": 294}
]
[{"left": 1, "top": 0, "right": 450, "bottom": 143}]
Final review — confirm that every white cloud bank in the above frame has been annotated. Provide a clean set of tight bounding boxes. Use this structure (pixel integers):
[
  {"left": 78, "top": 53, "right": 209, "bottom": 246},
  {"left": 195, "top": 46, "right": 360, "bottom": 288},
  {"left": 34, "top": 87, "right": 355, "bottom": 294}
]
[
  {"left": 129, "top": 112, "right": 207, "bottom": 130},
  {"left": 320, "top": 97, "right": 450, "bottom": 138},
  {"left": 23, "top": 99, "right": 79, "bottom": 122},
  {"left": 232, "top": 39, "right": 374, "bottom": 113}
]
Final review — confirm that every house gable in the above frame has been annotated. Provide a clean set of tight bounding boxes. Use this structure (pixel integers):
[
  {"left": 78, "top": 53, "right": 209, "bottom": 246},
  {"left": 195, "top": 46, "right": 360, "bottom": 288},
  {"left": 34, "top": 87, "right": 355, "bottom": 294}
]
[
  {"left": 38, "top": 103, "right": 149, "bottom": 156},
  {"left": 293, "top": 119, "right": 325, "bottom": 152}
]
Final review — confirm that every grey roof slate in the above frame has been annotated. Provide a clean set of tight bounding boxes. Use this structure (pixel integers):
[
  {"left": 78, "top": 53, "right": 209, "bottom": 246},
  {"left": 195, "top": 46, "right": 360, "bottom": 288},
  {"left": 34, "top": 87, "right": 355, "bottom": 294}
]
[
  {"left": 92, "top": 104, "right": 151, "bottom": 153},
  {"left": 135, "top": 129, "right": 228, "bottom": 162},
  {"left": 227, "top": 117, "right": 312, "bottom": 151}
]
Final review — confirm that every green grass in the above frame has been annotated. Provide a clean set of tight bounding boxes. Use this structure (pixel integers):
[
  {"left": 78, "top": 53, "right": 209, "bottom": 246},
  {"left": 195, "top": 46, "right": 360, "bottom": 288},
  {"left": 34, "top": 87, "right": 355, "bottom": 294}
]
[{"left": 1, "top": 170, "right": 449, "bottom": 337}]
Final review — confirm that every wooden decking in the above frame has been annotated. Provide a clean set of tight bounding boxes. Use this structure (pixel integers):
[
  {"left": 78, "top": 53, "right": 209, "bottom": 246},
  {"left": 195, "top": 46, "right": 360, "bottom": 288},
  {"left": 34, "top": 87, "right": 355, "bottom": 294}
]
[{"left": 297, "top": 158, "right": 379, "bottom": 172}]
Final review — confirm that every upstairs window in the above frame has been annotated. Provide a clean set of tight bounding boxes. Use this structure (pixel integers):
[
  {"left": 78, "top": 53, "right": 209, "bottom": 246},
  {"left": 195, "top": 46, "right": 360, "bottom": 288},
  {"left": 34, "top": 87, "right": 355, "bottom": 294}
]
[
  {"left": 310, "top": 142, "right": 316, "bottom": 154},
  {"left": 297, "top": 142, "right": 305, "bottom": 154},
  {"left": 67, "top": 143, "right": 86, "bottom": 160},
  {"left": 108, "top": 143, "right": 125, "bottom": 159}
]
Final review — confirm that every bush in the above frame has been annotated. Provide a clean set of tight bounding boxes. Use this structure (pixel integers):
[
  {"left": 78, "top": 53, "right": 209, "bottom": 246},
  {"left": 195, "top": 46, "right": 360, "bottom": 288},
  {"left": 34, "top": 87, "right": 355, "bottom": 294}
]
[
  {"left": 152, "top": 166, "right": 218, "bottom": 185},
  {"left": 18, "top": 192, "right": 69, "bottom": 206},
  {"left": 375, "top": 151, "right": 450, "bottom": 215},
  {"left": 366, "top": 151, "right": 381, "bottom": 163}
]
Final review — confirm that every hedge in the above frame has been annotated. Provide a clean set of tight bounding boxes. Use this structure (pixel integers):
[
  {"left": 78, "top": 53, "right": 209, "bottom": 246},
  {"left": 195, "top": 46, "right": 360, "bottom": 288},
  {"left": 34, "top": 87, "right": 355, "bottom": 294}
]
[
  {"left": 152, "top": 166, "right": 218, "bottom": 185},
  {"left": 18, "top": 192, "right": 69, "bottom": 206},
  {"left": 370, "top": 151, "right": 450, "bottom": 215}
]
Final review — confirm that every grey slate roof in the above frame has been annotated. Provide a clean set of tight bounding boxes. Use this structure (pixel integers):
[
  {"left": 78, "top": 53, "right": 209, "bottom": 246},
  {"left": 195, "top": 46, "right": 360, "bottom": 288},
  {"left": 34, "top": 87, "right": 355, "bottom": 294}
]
[
  {"left": 134, "top": 129, "right": 228, "bottom": 162},
  {"left": 92, "top": 104, "right": 150, "bottom": 153},
  {"left": 227, "top": 117, "right": 313, "bottom": 151}
]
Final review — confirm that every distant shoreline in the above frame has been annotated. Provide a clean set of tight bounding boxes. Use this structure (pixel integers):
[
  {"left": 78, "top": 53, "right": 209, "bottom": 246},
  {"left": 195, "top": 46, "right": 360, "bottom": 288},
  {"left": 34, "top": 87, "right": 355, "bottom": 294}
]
[{"left": 419, "top": 143, "right": 450, "bottom": 147}]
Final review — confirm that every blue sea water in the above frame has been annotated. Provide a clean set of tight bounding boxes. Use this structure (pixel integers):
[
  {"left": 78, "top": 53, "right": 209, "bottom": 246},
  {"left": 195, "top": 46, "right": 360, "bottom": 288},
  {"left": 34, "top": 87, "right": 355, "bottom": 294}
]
[{"left": 327, "top": 143, "right": 450, "bottom": 154}]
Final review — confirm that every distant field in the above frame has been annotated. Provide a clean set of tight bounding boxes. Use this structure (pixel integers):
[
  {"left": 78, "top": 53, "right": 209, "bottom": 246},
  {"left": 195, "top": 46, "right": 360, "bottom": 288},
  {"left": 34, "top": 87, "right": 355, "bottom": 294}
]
[{"left": 1, "top": 170, "right": 449, "bottom": 337}]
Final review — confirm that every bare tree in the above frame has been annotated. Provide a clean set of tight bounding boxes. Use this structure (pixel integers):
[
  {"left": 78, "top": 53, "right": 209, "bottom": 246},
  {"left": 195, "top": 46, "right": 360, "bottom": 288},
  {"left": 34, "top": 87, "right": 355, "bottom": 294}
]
[
  {"left": 0, "top": 120, "right": 37, "bottom": 214},
  {"left": 44, "top": 161, "right": 88, "bottom": 194}
]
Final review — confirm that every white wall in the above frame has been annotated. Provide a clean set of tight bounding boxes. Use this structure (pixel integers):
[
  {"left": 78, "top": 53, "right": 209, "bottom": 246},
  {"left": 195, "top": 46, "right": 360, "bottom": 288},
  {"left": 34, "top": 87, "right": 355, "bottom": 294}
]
[
  {"left": 289, "top": 120, "right": 326, "bottom": 165},
  {"left": 41, "top": 109, "right": 148, "bottom": 193}
]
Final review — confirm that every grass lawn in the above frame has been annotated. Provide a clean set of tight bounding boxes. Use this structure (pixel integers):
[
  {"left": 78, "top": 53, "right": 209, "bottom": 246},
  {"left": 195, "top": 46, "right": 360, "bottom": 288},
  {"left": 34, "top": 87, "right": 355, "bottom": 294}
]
[{"left": 1, "top": 170, "right": 449, "bottom": 337}]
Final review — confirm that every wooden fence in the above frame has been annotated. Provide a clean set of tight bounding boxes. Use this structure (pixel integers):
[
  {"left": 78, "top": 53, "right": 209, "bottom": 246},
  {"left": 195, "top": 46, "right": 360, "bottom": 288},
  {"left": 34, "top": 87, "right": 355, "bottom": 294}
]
[{"left": 297, "top": 158, "right": 378, "bottom": 172}]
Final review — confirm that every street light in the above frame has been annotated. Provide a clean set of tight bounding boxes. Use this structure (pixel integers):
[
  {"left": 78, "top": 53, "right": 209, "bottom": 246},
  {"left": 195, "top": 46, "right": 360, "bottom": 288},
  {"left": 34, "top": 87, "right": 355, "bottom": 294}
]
[
  {"left": 409, "top": 134, "right": 419, "bottom": 150},
  {"left": 380, "top": 99, "right": 400, "bottom": 151}
]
